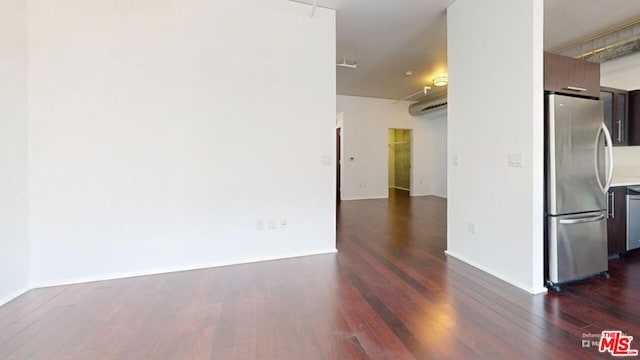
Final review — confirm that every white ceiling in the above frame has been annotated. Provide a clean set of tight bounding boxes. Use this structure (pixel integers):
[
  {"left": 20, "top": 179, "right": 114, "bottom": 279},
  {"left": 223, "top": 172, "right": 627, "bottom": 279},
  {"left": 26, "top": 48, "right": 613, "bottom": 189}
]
[{"left": 293, "top": 0, "right": 640, "bottom": 100}]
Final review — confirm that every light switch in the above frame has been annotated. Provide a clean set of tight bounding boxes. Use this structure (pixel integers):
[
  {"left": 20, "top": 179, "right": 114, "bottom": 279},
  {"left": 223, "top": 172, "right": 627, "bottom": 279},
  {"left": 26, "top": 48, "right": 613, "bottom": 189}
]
[
  {"left": 453, "top": 154, "right": 460, "bottom": 166},
  {"left": 321, "top": 155, "right": 332, "bottom": 166}
]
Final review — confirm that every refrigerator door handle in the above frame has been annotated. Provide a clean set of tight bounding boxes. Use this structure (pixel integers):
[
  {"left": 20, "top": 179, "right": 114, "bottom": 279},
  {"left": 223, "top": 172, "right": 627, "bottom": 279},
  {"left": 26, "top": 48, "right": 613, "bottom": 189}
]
[
  {"left": 595, "top": 123, "right": 615, "bottom": 194},
  {"left": 559, "top": 214, "right": 605, "bottom": 224},
  {"left": 603, "top": 124, "right": 614, "bottom": 193},
  {"left": 595, "top": 126, "right": 604, "bottom": 193}
]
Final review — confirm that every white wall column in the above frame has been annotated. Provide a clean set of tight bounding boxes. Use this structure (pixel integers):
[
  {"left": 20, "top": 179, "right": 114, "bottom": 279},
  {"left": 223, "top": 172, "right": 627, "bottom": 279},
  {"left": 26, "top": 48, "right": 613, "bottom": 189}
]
[{"left": 446, "top": 0, "right": 545, "bottom": 293}]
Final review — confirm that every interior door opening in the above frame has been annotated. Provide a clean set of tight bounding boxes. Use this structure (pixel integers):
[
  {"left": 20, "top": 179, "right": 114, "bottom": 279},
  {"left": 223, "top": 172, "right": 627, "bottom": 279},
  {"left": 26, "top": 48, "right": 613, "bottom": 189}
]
[
  {"left": 388, "top": 128, "right": 411, "bottom": 195},
  {"left": 336, "top": 127, "right": 341, "bottom": 204}
]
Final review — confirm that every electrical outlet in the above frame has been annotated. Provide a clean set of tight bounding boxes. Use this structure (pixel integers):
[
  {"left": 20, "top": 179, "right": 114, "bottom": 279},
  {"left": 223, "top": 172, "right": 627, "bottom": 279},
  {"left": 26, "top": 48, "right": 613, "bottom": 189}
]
[
  {"left": 268, "top": 218, "right": 276, "bottom": 230},
  {"left": 468, "top": 221, "right": 477, "bottom": 234},
  {"left": 257, "top": 220, "right": 264, "bottom": 231},
  {"left": 452, "top": 154, "right": 460, "bottom": 166},
  {"left": 508, "top": 153, "right": 524, "bottom": 168},
  {"left": 453, "top": 154, "right": 460, "bottom": 166}
]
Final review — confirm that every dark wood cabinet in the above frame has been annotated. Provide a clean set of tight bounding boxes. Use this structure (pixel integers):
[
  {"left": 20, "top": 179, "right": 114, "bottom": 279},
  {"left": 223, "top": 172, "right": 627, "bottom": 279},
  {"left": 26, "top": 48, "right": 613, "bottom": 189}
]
[
  {"left": 628, "top": 90, "right": 640, "bottom": 145},
  {"left": 544, "top": 52, "right": 600, "bottom": 98},
  {"left": 607, "top": 187, "right": 627, "bottom": 256},
  {"left": 600, "top": 87, "right": 628, "bottom": 146}
]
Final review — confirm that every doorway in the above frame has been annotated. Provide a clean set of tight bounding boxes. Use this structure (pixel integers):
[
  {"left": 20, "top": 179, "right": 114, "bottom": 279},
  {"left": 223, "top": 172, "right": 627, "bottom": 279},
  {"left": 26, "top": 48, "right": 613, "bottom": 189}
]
[
  {"left": 336, "top": 127, "right": 341, "bottom": 203},
  {"left": 388, "top": 129, "right": 411, "bottom": 194}
]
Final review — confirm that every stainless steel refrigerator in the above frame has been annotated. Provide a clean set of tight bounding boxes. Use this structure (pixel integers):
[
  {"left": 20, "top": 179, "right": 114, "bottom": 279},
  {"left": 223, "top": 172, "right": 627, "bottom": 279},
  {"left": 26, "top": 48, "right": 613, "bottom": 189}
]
[{"left": 546, "top": 93, "right": 614, "bottom": 291}]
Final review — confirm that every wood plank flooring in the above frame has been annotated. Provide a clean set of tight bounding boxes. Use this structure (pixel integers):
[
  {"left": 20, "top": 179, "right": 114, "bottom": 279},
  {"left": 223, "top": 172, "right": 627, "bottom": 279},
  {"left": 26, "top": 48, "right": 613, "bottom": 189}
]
[{"left": 1, "top": 189, "right": 639, "bottom": 359}]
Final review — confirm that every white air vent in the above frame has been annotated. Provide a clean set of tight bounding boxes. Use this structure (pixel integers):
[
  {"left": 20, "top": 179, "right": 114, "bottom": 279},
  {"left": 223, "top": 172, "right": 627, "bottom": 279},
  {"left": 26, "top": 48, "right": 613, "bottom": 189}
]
[{"left": 408, "top": 96, "right": 447, "bottom": 116}]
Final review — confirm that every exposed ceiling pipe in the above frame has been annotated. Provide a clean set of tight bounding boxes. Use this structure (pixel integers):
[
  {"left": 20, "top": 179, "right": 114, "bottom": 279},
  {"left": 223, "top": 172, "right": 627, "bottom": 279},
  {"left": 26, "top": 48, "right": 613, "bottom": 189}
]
[
  {"left": 553, "top": 19, "right": 640, "bottom": 63},
  {"left": 394, "top": 86, "right": 432, "bottom": 103},
  {"left": 336, "top": 59, "right": 357, "bottom": 69},
  {"left": 310, "top": 0, "right": 318, "bottom": 18}
]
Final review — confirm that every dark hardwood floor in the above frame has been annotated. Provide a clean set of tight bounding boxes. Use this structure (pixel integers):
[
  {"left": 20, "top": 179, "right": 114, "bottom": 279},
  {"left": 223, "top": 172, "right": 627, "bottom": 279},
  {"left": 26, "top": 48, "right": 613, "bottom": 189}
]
[{"left": 1, "top": 189, "right": 639, "bottom": 359}]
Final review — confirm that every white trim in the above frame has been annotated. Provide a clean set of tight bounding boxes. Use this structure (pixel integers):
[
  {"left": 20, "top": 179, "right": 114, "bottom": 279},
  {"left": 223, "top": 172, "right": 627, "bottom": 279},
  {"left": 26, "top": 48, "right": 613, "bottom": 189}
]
[
  {"left": 342, "top": 192, "right": 448, "bottom": 200},
  {"left": 422, "top": 194, "right": 447, "bottom": 199},
  {"left": 341, "top": 195, "right": 388, "bottom": 201},
  {"left": 431, "top": 194, "right": 447, "bottom": 199},
  {"left": 0, "top": 287, "right": 30, "bottom": 307},
  {"left": 389, "top": 186, "right": 410, "bottom": 191},
  {"left": 31, "top": 249, "right": 338, "bottom": 289},
  {"left": 407, "top": 192, "right": 447, "bottom": 198},
  {"left": 445, "top": 250, "right": 548, "bottom": 295}
]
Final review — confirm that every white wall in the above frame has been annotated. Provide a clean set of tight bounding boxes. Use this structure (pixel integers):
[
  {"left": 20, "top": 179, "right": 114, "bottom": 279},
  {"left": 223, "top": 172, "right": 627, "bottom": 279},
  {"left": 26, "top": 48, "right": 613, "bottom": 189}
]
[
  {"left": 0, "top": 0, "right": 30, "bottom": 305},
  {"left": 447, "top": 0, "right": 545, "bottom": 293},
  {"left": 601, "top": 52, "right": 640, "bottom": 90},
  {"left": 27, "top": 0, "right": 336, "bottom": 286},
  {"left": 614, "top": 146, "right": 640, "bottom": 168},
  {"left": 337, "top": 95, "right": 447, "bottom": 199},
  {"left": 612, "top": 144, "right": 640, "bottom": 171}
]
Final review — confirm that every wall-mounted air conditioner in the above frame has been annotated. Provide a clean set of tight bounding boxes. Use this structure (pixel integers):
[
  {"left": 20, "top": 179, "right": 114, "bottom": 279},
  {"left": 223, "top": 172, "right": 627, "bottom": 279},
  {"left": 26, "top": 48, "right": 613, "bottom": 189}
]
[{"left": 408, "top": 95, "right": 447, "bottom": 116}]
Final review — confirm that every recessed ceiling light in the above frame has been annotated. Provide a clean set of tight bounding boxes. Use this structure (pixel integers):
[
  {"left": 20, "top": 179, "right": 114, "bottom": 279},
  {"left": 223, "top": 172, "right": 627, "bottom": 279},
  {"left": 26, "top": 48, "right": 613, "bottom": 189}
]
[{"left": 405, "top": 71, "right": 413, "bottom": 76}]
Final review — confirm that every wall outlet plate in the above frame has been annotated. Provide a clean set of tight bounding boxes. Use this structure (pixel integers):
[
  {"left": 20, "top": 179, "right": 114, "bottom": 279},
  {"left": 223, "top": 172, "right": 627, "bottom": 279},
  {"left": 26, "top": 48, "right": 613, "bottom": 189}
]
[
  {"left": 468, "top": 221, "right": 477, "bottom": 234},
  {"left": 508, "top": 153, "right": 524, "bottom": 168}
]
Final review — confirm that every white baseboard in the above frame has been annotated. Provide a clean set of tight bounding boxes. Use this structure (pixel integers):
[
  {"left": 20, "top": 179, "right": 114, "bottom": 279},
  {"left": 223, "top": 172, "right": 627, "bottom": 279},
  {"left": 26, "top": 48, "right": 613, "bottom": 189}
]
[
  {"left": 342, "top": 193, "right": 447, "bottom": 200},
  {"left": 342, "top": 195, "right": 388, "bottom": 200},
  {"left": 0, "top": 287, "right": 30, "bottom": 307},
  {"left": 409, "top": 193, "right": 447, "bottom": 198},
  {"left": 445, "top": 250, "right": 547, "bottom": 295},
  {"left": 31, "top": 248, "right": 339, "bottom": 289},
  {"left": 429, "top": 194, "right": 447, "bottom": 199}
]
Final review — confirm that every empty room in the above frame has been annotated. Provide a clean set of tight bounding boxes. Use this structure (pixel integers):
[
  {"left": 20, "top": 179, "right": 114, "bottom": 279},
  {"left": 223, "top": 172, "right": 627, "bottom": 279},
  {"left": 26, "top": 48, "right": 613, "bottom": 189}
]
[{"left": 2, "top": 0, "right": 640, "bottom": 359}]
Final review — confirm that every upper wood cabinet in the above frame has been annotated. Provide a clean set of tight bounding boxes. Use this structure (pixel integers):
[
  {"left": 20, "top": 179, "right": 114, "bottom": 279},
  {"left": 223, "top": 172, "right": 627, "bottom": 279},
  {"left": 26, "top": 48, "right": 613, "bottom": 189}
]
[
  {"left": 600, "top": 87, "right": 628, "bottom": 146},
  {"left": 628, "top": 90, "right": 640, "bottom": 146},
  {"left": 544, "top": 52, "right": 600, "bottom": 98}
]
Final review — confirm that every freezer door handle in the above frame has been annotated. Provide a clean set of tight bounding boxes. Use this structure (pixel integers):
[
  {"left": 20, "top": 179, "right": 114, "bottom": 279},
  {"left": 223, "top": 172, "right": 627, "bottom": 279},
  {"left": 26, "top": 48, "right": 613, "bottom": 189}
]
[{"left": 559, "top": 214, "right": 605, "bottom": 224}]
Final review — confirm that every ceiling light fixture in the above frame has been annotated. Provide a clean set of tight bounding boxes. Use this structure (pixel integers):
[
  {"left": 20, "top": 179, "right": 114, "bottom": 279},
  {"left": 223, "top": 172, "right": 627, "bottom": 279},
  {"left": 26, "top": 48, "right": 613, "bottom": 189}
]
[
  {"left": 405, "top": 70, "right": 413, "bottom": 76},
  {"left": 433, "top": 75, "right": 448, "bottom": 87}
]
